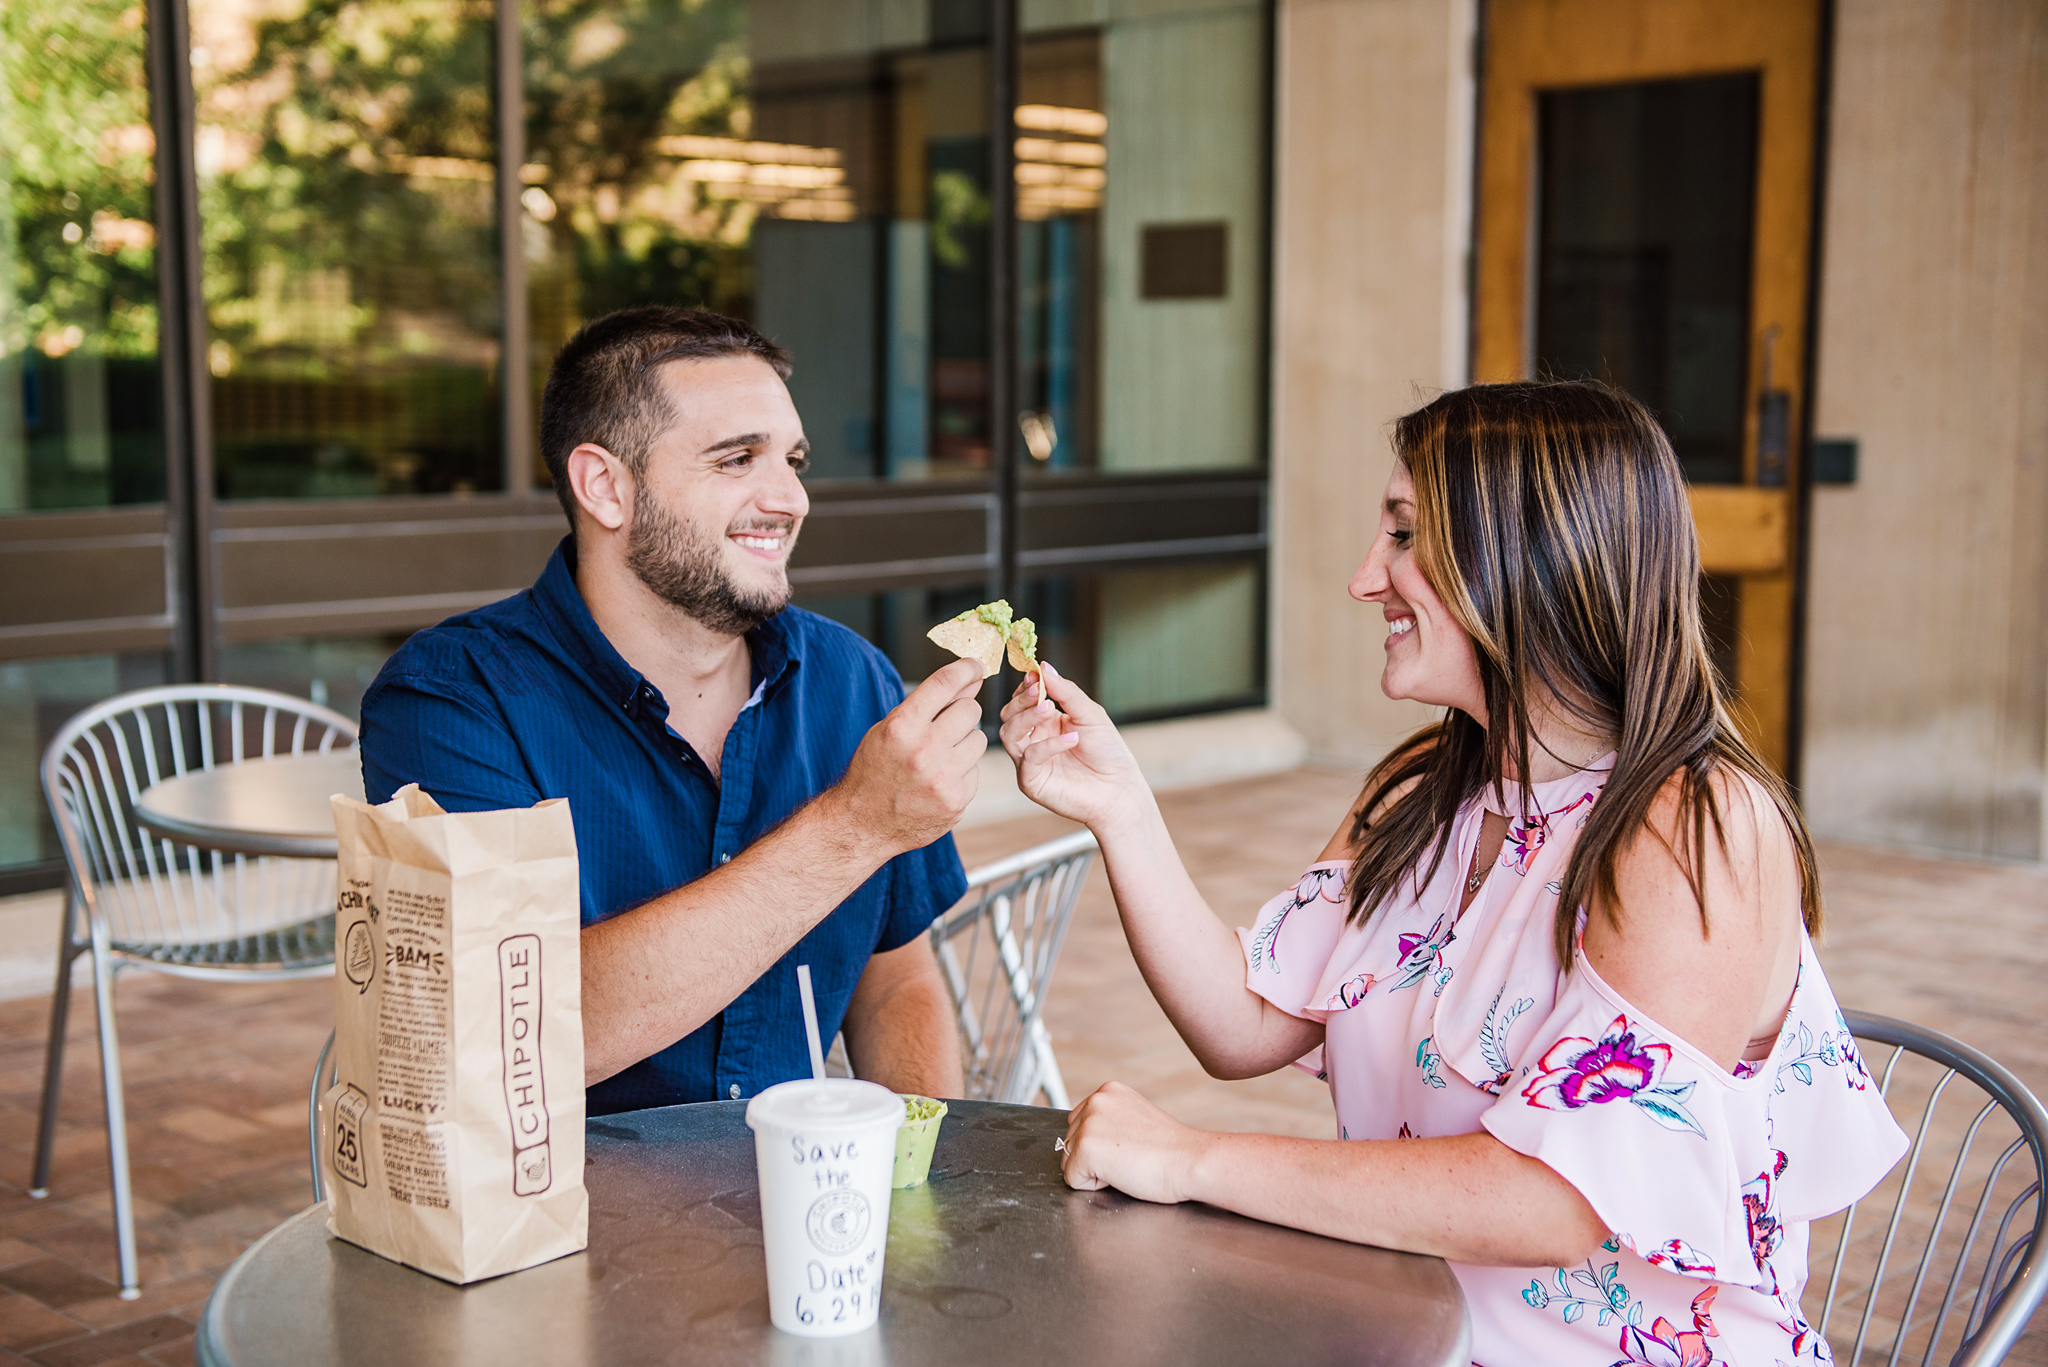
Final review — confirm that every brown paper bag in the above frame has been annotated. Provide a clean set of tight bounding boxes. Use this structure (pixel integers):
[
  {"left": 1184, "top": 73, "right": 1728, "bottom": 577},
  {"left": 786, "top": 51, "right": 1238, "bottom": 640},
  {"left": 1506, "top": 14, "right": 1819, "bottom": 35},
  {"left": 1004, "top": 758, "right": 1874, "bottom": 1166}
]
[{"left": 320, "top": 783, "right": 588, "bottom": 1284}]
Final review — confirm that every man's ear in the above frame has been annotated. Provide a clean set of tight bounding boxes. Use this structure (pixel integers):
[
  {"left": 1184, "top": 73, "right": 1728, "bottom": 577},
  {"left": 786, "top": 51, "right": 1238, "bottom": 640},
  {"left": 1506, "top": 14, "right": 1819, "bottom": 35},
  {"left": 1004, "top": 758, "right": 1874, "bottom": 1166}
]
[{"left": 565, "top": 442, "right": 631, "bottom": 533}]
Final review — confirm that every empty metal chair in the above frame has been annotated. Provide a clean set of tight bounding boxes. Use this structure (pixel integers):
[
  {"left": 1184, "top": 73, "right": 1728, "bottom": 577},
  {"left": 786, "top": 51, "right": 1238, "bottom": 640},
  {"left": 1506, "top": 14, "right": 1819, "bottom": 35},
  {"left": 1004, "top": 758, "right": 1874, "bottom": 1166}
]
[
  {"left": 932, "top": 829, "right": 1096, "bottom": 1106},
  {"left": 1809, "top": 1009, "right": 2048, "bottom": 1366},
  {"left": 35, "top": 685, "right": 352, "bottom": 1295}
]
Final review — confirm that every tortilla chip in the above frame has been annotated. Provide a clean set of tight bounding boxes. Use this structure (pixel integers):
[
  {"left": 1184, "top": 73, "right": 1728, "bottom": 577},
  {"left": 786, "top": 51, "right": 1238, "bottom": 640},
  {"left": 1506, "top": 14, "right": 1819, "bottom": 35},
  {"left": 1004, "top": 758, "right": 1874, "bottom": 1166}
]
[
  {"left": 927, "top": 617, "right": 1004, "bottom": 677},
  {"left": 1006, "top": 616, "right": 1038, "bottom": 672}
]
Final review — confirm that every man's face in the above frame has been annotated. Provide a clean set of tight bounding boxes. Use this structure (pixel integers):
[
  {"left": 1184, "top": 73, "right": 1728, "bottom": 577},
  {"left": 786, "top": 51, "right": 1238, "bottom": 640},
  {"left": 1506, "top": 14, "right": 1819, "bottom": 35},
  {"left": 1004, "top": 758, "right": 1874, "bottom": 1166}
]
[{"left": 623, "top": 354, "right": 811, "bottom": 636}]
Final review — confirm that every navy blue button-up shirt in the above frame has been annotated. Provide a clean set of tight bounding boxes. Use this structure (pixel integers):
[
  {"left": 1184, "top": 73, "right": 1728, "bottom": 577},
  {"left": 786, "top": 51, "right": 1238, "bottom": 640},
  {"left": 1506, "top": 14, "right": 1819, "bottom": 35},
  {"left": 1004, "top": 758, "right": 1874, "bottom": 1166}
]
[{"left": 359, "top": 539, "right": 967, "bottom": 1115}]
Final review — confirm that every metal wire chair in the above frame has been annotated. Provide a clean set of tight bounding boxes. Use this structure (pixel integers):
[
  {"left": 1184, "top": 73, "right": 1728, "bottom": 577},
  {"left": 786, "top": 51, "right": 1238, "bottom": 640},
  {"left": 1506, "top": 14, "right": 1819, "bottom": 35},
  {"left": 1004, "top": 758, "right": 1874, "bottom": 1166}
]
[
  {"left": 931, "top": 829, "right": 1096, "bottom": 1106},
  {"left": 1810, "top": 1010, "right": 2048, "bottom": 1366},
  {"left": 33, "top": 685, "right": 353, "bottom": 1295}
]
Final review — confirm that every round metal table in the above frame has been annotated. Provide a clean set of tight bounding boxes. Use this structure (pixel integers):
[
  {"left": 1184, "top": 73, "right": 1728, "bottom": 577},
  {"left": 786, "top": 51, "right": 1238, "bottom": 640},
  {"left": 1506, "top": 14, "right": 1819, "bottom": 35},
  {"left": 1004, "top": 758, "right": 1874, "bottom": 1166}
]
[
  {"left": 198, "top": 1100, "right": 1470, "bottom": 1367},
  {"left": 133, "top": 751, "right": 364, "bottom": 858}
]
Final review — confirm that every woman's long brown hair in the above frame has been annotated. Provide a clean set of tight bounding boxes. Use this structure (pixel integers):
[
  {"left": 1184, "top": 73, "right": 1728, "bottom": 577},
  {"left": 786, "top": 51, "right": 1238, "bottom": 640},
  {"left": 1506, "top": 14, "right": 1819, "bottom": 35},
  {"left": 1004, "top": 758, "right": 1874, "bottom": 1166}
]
[{"left": 1346, "top": 381, "right": 1820, "bottom": 961}]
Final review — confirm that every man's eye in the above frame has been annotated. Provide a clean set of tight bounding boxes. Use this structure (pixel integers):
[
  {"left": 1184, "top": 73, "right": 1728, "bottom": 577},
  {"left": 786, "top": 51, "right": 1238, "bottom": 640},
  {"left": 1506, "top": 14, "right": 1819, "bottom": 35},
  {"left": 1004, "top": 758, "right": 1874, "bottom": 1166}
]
[
  {"left": 722, "top": 452, "right": 754, "bottom": 470},
  {"left": 788, "top": 453, "right": 811, "bottom": 475}
]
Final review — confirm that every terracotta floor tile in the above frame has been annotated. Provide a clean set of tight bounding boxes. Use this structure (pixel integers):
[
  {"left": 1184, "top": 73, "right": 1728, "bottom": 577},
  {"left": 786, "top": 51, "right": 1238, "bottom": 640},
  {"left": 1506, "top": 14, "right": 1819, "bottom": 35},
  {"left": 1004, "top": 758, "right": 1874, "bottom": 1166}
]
[
  {"left": 57, "top": 1276, "right": 213, "bottom": 1334},
  {"left": 0, "top": 1293, "right": 84, "bottom": 1354},
  {"left": 0, "top": 1263, "right": 115, "bottom": 1313},
  {"left": 26, "top": 1316, "right": 189, "bottom": 1367},
  {"left": 139, "top": 1339, "right": 194, "bottom": 1367}
]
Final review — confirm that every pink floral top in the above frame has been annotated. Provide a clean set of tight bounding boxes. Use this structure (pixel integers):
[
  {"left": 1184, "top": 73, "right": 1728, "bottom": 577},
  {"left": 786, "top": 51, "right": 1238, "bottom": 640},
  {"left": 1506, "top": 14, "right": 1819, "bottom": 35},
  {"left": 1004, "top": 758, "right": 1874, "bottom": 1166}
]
[{"left": 1236, "top": 759, "right": 1906, "bottom": 1367}]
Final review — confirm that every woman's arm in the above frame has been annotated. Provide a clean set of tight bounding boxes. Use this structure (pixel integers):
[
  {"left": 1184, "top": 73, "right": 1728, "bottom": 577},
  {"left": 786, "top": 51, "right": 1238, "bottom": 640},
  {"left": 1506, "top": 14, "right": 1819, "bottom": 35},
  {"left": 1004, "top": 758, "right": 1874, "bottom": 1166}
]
[
  {"left": 999, "top": 664, "right": 1323, "bottom": 1079},
  {"left": 1059, "top": 1082, "right": 1609, "bottom": 1267}
]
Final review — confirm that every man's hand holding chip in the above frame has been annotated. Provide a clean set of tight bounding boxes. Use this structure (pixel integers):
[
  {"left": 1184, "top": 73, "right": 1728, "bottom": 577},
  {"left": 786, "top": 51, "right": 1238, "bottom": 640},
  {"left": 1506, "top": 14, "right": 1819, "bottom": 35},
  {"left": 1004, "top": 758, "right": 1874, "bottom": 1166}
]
[{"left": 824, "top": 656, "right": 988, "bottom": 859}]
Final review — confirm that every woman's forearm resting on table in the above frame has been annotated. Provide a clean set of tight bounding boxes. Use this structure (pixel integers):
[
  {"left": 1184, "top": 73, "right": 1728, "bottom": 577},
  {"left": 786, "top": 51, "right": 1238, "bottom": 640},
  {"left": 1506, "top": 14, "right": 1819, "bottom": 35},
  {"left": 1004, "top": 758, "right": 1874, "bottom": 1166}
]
[
  {"left": 1062, "top": 1081, "right": 1608, "bottom": 1269},
  {"left": 1183, "top": 1128, "right": 1609, "bottom": 1268}
]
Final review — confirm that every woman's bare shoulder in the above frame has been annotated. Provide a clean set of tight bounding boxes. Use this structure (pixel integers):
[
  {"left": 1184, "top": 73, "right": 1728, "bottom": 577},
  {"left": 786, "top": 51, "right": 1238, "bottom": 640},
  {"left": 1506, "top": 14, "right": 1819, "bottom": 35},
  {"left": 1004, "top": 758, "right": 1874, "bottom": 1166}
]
[{"left": 1584, "top": 764, "right": 1800, "bottom": 1066}]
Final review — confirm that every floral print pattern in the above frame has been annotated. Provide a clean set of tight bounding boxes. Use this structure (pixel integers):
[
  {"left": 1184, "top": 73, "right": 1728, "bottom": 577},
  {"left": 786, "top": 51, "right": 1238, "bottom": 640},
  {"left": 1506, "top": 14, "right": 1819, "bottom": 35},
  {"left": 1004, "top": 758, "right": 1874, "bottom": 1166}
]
[
  {"left": 1504, "top": 789, "right": 1600, "bottom": 875},
  {"left": 1248, "top": 865, "right": 1344, "bottom": 976},
  {"left": 1522, "top": 1014, "right": 1708, "bottom": 1138},
  {"left": 1613, "top": 1286, "right": 1720, "bottom": 1367},
  {"left": 1772, "top": 1013, "right": 1870, "bottom": 1095},
  {"left": 1478, "top": 986, "right": 1535, "bottom": 1095},
  {"left": 1390, "top": 912, "right": 1456, "bottom": 994}
]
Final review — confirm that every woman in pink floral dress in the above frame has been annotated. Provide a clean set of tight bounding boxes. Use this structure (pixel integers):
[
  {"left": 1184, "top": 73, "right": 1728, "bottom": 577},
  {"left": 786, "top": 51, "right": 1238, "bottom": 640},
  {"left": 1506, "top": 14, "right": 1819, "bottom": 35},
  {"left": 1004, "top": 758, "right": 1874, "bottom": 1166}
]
[{"left": 998, "top": 381, "right": 1905, "bottom": 1366}]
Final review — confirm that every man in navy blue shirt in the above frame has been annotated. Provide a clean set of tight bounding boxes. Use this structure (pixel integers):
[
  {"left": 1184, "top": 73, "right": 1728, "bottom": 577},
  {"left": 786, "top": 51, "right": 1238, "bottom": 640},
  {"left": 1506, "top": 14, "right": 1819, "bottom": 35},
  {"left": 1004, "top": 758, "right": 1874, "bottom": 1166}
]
[{"left": 360, "top": 307, "right": 987, "bottom": 1114}]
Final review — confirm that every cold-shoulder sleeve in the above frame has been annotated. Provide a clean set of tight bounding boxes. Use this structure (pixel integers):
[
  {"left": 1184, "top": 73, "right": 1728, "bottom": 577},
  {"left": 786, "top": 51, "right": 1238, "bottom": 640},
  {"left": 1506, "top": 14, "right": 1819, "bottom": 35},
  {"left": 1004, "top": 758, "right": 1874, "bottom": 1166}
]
[
  {"left": 1237, "top": 863, "right": 1351, "bottom": 1021},
  {"left": 1480, "top": 946, "right": 1908, "bottom": 1293}
]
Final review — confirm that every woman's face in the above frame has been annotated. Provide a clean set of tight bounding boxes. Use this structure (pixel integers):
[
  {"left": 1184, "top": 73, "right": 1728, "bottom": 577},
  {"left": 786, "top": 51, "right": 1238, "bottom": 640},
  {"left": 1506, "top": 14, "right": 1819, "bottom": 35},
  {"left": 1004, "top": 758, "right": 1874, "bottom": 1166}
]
[{"left": 1350, "top": 462, "right": 1488, "bottom": 721}]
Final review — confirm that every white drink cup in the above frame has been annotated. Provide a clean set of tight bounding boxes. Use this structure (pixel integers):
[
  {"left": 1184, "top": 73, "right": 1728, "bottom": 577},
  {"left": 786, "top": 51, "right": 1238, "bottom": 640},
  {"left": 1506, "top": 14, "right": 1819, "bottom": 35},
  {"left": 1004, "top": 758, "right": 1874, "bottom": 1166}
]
[{"left": 747, "top": 1078, "right": 904, "bottom": 1336}]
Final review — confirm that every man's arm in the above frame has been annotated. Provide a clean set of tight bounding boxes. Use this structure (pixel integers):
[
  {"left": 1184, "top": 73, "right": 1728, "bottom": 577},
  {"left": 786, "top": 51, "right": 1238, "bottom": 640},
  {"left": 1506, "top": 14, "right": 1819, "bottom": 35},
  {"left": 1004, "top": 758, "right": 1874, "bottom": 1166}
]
[
  {"left": 839, "top": 937, "right": 964, "bottom": 1098},
  {"left": 580, "top": 658, "right": 987, "bottom": 1085}
]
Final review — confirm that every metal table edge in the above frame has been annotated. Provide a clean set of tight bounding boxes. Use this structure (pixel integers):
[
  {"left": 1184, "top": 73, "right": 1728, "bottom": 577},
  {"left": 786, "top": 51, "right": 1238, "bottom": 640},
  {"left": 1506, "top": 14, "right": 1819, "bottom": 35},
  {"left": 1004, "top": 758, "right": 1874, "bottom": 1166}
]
[
  {"left": 133, "top": 806, "right": 340, "bottom": 859},
  {"left": 197, "top": 1203, "right": 325, "bottom": 1367}
]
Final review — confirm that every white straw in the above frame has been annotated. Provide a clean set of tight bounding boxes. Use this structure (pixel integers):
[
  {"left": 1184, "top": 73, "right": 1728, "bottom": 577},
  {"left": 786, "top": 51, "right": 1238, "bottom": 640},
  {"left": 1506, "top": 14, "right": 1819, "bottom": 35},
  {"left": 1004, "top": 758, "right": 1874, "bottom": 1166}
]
[{"left": 795, "top": 964, "right": 827, "bottom": 1082}]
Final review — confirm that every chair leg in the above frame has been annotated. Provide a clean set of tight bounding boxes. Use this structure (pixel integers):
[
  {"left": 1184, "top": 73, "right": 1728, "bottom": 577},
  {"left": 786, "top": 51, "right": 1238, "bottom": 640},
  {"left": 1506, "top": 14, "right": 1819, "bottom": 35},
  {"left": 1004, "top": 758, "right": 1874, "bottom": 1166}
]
[
  {"left": 87, "top": 929, "right": 141, "bottom": 1298},
  {"left": 1030, "top": 1019, "right": 1070, "bottom": 1110},
  {"left": 29, "top": 891, "right": 84, "bottom": 1199}
]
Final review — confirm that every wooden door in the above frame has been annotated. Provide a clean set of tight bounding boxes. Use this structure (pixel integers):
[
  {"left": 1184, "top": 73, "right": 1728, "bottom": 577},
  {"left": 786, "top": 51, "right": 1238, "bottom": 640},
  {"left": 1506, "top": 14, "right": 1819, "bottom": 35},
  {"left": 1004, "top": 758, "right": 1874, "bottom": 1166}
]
[{"left": 1474, "top": 0, "right": 1822, "bottom": 776}]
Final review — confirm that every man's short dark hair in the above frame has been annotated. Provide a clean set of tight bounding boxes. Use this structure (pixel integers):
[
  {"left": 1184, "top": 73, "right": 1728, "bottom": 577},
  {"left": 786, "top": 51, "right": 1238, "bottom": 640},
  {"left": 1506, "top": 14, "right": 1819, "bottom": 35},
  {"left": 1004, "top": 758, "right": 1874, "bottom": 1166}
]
[{"left": 538, "top": 306, "right": 793, "bottom": 529}]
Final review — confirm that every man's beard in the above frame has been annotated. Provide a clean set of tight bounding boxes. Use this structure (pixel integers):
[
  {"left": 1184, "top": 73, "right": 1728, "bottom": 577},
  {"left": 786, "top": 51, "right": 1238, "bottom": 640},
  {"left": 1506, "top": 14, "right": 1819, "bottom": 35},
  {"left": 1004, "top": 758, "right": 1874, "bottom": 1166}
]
[{"left": 624, "top": 485, "right": 793, "bottom": 637}]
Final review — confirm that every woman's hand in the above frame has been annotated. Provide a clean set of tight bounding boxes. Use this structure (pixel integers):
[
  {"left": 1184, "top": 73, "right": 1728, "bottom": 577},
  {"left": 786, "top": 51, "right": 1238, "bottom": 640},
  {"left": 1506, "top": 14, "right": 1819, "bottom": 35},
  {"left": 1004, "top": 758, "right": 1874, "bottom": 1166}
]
[
  {"left": 998, "top": 661, "right": 1148, "bottom": 831},
  {"left": 1058, "top": 1081, "right": 1209, "bottom": 1204}
]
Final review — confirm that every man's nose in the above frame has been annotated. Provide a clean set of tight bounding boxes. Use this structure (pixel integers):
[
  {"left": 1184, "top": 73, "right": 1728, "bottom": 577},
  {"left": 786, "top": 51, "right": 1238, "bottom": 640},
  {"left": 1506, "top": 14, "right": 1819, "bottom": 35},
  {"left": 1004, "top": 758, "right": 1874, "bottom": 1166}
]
[{"left": 758, "top": 452, "right": 809, "bottom": 520}]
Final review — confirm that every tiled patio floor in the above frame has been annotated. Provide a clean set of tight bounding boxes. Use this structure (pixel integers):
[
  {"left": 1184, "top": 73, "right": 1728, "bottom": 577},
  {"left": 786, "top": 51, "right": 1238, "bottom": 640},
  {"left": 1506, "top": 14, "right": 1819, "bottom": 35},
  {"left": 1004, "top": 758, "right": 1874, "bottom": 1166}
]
[{"left": 0, "top": 766, "right": 2042, "bottom": 1364}]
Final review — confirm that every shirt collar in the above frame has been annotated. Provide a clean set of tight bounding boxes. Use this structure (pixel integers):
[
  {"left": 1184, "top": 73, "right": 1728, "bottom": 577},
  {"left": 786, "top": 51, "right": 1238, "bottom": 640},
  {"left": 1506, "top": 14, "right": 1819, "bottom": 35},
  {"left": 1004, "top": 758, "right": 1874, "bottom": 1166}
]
[{"left": 531, "top": 537, "right": 804, "bottom": 709}]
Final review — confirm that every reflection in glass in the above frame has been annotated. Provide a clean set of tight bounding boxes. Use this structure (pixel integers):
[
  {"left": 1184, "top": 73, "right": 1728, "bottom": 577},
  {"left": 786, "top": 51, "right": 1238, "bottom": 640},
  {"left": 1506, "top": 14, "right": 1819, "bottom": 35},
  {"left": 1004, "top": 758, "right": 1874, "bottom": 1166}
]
[
  {"left": 0, "top": 652, "right": 169, "bottom": 876},
  {"left": 192, "top": 0, "right": 503, "bottom": 498},
  {"left": 218, "top": 633, "right": 410, "bottom": 722},
  {"left": 1536, "top": 75, "right": 1759, "bottom": 485},
  {"left": 0, "top": 0, "right": 166, "bottom": 511}
]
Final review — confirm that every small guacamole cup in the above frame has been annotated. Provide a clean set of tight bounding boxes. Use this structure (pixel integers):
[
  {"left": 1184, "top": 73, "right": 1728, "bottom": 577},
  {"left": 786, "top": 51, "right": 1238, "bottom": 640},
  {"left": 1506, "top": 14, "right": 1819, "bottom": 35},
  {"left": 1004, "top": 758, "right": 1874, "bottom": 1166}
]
[{"left": 893, "top": 1095, "right": 948, "bottom": 1189}]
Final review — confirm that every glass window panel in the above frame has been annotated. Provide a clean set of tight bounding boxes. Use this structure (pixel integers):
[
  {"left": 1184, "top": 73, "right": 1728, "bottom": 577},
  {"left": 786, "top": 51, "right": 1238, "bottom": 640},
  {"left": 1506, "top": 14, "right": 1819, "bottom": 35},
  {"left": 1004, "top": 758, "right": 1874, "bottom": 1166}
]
[
  {"left": 1535, "top": 75, "right": 1760, "bottom": 485},
  {"left": 800, "top": 560, "right": 1263, "bottom": 722},
  {"left": 1020, "top": 0, "right": 1266, "bottom": 477},
  {"left": 0, "top": 0, "right": 167, "bottom": 511},
  {"left": 192, "top": 0, "right": 504, "bottom": 499},
  {"left": 218, "top": 633, "right": 410, "bottom": 721},
  {"left": 0, "top": 651, "right": 170, "bottom": 879},
  {"left": 522, "top": 1, "right": 1014, "bottom": 485}
]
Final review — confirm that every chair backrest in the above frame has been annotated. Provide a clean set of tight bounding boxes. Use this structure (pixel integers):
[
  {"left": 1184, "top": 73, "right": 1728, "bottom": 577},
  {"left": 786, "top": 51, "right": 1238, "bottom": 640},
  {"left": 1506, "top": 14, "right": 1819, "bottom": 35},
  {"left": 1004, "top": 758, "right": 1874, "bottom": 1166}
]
[
  {"left": 932, "top": 830, "right": 1097, "bottom": 1105},
  {"left": 1809, "top": 1010, "right": 2048, "bottom": 1367},
  {"left": 41, "top": 685, "right": 357, "bottom": 973}
]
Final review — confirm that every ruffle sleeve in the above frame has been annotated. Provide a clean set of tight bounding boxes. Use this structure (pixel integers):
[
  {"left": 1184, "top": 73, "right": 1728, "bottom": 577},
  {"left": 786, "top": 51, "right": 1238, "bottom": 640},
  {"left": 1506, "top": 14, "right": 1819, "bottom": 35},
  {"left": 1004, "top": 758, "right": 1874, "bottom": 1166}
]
[
  {"left": 1480, "top": 946, "right": 1908, "bottom": 1293},
  {"left": 1237, "top": 862, "right": 1351, "bottom": 1021}
]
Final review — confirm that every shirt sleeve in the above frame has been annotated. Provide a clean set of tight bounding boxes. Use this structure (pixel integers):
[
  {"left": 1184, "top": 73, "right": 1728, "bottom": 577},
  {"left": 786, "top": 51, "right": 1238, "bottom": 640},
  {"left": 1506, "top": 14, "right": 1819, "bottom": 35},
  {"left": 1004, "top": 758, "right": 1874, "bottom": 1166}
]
[
  {"left": 1237, "top": 862, "right": 1353, "bottom": 1021},
  {"left": 359, "top": 671, "right": 544, "bottom": 813},
  {"left": 875, "top": 831, "right": 969, "bottom": 954},
  {"left": 1480, "top": 955, "right": 1908, "bottom": 1293}
]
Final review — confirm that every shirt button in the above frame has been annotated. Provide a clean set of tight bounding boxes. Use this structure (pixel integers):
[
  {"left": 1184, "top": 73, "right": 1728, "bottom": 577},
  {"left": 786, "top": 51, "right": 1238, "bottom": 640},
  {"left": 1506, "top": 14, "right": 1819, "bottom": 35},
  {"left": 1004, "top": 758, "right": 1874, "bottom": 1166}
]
[
  {"left": 719, "top": 852, "right": 731, "bottom": 864},
  {"left": 728, "top": 1084, "right": 742, "bottom": 1100}
]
